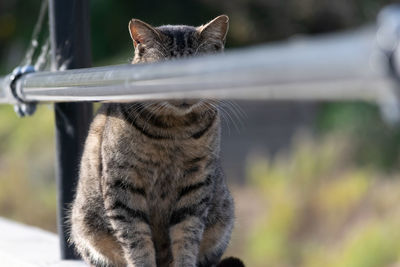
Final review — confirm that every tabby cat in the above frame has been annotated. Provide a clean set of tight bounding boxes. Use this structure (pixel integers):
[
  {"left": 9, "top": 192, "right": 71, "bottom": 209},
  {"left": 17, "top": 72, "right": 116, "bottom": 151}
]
[{"left": 70, "top": 15, "right": 242, "bottom": 267}]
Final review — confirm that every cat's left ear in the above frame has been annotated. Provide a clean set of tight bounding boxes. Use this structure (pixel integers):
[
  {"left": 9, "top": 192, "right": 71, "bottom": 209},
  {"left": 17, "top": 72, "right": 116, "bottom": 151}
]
[
  {"left": 198, "top": 15, "right": 229, "bottom": 44},
  {"left": 129, "top": 19, "right": 162, "bottom": 47}
]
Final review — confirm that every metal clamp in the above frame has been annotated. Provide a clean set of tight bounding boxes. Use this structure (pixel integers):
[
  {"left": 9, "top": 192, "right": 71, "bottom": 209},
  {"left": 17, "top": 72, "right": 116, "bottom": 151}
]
[
  {"left": 376, "top": 4, "right": 400, "bottom": 124},
  {"left": 8, "top": 65, "right": 37, "bottom": 117}
]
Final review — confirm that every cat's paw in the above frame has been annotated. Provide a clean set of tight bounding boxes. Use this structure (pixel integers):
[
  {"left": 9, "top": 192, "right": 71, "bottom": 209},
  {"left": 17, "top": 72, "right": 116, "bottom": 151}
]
[{"left": 217, "top": 257, "right": 245, "bottom": 267}]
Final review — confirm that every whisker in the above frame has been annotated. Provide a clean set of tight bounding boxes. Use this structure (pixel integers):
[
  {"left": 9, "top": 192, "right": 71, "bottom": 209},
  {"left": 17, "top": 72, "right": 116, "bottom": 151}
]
[
  {"left": 220, "top": 100, "right": 245, "bottom": 129},
  {"left": 225, "top": 100, "right": 247, "bottom": 119},
  {"left": 219, "top": 107, "right": 234, "bottom": 135},
  {"left": 206, "top": 100, "right": 231, "bottom": 135},
  {"left": 219, "top": 100, "right": 244, "bottom": 133}
]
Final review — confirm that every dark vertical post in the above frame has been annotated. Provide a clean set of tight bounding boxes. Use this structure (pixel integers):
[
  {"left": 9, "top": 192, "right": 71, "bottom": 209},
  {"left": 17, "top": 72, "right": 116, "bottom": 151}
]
[{"left": 48, "top": 0, "right": 93, "bottom": 259}]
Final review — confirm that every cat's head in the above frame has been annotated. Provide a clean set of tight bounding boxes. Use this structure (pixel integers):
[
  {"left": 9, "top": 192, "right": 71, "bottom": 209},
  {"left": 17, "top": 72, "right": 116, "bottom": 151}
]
[
  {"left": 129, "top": 15, "right": 229, "bottom": 63},
  {"left": 128, "top": 15, "right": 229, "bottom": 114}
]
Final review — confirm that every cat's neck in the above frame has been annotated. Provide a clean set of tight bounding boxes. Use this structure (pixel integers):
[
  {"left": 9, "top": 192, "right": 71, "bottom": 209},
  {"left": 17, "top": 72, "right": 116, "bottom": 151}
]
[{"left": 118, "top": 103, "right": 219, "bottom": 140}]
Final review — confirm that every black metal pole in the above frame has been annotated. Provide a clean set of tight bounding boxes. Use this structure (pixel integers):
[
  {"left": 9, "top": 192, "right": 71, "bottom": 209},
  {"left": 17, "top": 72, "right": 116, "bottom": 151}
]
[{"left": 48, "top": 0, "right": 93, "bottom": 259}]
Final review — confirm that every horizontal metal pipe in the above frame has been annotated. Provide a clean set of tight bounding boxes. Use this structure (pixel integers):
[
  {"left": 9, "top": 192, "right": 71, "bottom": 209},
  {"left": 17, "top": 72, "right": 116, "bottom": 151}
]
[
  {"left": 0, "top": 78, "right": 7, "bottom": 103},
  {"left": 0, "top": 26, "right": 396, "bottom": 104}
]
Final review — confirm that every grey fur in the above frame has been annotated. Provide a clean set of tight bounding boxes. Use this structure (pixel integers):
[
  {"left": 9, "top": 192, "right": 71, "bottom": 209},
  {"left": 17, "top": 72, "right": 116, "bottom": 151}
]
[{"left": 70, "top": 15, "right": 233, "bottom": 267}]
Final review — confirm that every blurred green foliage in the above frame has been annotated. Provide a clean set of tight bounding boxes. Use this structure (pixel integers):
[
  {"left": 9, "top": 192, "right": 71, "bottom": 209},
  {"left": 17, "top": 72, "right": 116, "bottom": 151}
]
[
  {"left": 317, "top": 103, "right": 400, "bottom": 171},
  {"left": 0, "top": 105, "right": 56, "bottom": 231},
  {"left": 242, "top": 134, "right": 400, "bottom": 267}
]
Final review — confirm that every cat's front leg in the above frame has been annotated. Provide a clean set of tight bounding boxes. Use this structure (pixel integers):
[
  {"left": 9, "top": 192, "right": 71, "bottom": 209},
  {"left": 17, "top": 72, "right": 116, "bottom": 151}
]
[
  {"left": 103, "top": 176, "right": 156, "bottom": 267},
  {"left": 169, "top": 198, "right": 208, "bottom": 267}
]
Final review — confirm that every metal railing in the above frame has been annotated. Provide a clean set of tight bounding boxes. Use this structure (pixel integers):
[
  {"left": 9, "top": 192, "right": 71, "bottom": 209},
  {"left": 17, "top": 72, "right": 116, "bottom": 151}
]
[
  {"left": 0, "top": 27, "right": 397, "bottom": 104},
  {"left": 1, "top": 0, "right": 400, "bottom": 261}
]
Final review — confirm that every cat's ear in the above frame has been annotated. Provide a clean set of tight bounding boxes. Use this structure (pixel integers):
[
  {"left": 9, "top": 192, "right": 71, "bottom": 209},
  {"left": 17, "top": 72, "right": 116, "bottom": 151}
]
[
  {"left": 129, "top": 19, "right": 162, "bottom": 47},
  {"left": 198, "top": 15, "right": 229, "bottom": 44}
]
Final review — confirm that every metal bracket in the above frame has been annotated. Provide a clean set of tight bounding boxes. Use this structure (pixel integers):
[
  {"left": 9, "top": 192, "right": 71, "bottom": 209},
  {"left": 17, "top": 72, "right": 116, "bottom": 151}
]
[
  {"left": 376, "top": 4, "right": 400, "bottom": 124},
  {"left": 8, "top": 65, "right": 37, "bottom": 117}
]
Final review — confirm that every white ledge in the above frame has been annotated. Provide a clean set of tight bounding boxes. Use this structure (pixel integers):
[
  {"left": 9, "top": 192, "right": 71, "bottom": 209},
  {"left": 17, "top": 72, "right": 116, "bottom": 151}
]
[{"left": 0, "top": 217, "right": 86, "bottom": 266}]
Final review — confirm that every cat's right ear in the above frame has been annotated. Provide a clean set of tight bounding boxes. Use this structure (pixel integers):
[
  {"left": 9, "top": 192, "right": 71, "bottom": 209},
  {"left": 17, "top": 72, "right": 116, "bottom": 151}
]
[{"left": 129, "top": 19, "right": 162, "bottom": 48}]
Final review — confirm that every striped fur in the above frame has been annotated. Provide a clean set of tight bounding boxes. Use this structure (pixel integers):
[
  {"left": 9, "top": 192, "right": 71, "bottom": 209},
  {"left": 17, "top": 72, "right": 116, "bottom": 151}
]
[{"left": 70, "top": 15, "right": 234, "bottom": 267}]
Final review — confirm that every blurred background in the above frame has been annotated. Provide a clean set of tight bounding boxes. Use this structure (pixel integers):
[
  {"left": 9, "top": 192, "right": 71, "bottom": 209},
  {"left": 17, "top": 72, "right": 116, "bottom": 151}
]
[{"left": 1, "top": 0, "right": 400, "bottom": 266}]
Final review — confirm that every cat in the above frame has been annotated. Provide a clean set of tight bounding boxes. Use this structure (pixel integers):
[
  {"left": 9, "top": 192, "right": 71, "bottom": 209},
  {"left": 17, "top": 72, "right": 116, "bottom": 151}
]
[{"left": 69, "top": 15, "right": 243, "bottom": 267}]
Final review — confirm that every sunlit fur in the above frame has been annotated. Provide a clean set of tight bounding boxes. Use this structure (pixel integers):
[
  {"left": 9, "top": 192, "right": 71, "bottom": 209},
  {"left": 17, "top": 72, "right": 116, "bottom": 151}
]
[
  {"left": 70, "top": 15, "right": 240, "bottom": 267},
  {"left": 132, "top": 25, "right": 224, "bottom": 63}
]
